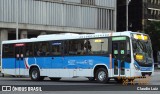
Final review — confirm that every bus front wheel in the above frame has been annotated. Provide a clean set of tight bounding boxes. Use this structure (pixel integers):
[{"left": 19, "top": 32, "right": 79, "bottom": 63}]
[
  {"left": 95, "top": 68, "right": 108, "bottom": 83},
  {"left": 30, "top": 67, "right": 44, "bottom": 81}
]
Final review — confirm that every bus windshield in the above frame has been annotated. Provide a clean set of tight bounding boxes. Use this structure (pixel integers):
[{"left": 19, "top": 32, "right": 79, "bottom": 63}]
[
  {"left": 133, "top": 39, "right": 152, "bottom": 58},
  {"left": 132, "top": 34, "right": 153, "bottom": 67}
]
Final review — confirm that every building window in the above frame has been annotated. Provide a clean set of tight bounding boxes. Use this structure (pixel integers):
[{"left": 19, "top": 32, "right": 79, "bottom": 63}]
[
  {"left": 81, "top": 0, "right": 95, "bottom": 5},
  {"left": 97, "top": 8, "right": 113, "bottom": 30}
]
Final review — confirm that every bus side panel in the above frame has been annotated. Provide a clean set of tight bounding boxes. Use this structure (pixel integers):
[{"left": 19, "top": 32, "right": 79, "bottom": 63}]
[
  {"left": 27, "top": 57, "right": 62, "bottom": 77},
  {"left": 2, "top": 58, "right": 16, "bottom": 75},
  {"left": 63, "top": 56, "right": 110, "bottom": 77},
  {"left": 125, "top": 62, "right": 131, "bottom": 77},
  {"left": 26, "top": 56, "right": 111, "bottom": 78},
  {"left": 35, "top": 57, "right": 62, "bottom": 77}
]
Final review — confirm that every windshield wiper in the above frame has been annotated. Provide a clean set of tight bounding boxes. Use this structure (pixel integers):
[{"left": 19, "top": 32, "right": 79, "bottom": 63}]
[{"left": 137, "top": 40, "right": 144, "bottom": 52}]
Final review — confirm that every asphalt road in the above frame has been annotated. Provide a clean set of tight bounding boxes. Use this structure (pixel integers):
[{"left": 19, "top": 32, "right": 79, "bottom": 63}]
[{"left": 0, "top": 70, "right": 160, "bottom": 94}]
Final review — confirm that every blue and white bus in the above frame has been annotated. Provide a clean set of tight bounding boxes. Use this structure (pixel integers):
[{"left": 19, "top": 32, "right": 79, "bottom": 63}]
[{"left": 1, "top": 31, "right": 154, "bottom": 83}]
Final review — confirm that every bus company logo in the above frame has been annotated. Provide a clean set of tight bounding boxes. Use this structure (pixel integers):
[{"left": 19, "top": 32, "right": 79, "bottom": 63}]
[
  {"left": 117, "top": 76, "right": 151, "bottom": 85},
  {"left": 2, "top": 86, "right": 11, "bottom": 91}
]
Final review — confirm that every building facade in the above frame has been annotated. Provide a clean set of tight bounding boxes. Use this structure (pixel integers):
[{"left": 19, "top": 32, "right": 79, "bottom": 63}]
[
  {"left": 143, "top": 0, "right": 160, "bottom": 29},
  {"left": 117, "top": 0, "right": 160, "bottom": 32},
  {"left": 0, "top": 0, "right": 116, "bottom": 43}
]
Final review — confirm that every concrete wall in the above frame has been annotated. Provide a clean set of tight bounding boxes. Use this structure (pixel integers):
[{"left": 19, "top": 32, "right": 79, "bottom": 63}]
[{"left": 0, "top": 29, "right": 8, "bottom": 56}]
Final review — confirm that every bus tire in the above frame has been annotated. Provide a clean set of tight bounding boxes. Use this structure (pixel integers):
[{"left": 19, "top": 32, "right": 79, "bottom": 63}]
[
  {"left": 30, "top": 67, "right": 43, "bottom": 81},
  {"left": 95, "top": 68, "right": 108, "bottom": 83},
  {"left": 49, "top": 77, "right": 61, "bottom": 81}
]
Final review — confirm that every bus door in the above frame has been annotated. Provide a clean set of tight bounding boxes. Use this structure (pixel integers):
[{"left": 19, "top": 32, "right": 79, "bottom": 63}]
[
  {"left": 15, "top": 44, "right": 25, "bottom": 75},
  {"left": 112, "top": 39, "right": 127, "bottom": 77}
]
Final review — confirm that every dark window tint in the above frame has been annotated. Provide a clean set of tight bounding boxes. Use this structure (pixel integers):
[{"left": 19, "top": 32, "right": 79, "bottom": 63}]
[
  {"left": 26, "top": 43, "right": 34, "bottom": 57},
  {"left": 34, "top": 42, "right": 50, "bottom": 56},
  {"left": 2, "top": 44, "right": 14, "bottom": 57},
  {"left": 64, "top": 39, "right": 87, "bottom": 55},
  {"left": 51, "top": 41, "right": 62, "bottom": 55},
  {"left": 64, "top": 38, "right": 109, "bottom": 55}
]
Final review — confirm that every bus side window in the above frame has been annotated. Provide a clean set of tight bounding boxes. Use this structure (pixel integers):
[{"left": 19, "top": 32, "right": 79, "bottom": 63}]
[
  {"left": 3, "top": 44, "right": 14, "bottom": 58},
  {"left": 51, "top": 47, "right": 61, "bottom": 55},
  {"left": 41, "top": 42, "right": 50, "bottom": 56},
  {"left": 87, "top": 38, "right": 108, "bottom": 55},
  {"left": 64, "top": 39, "right": 90, "bottom": 55},
  {"left": 26, "top": 50, "right": 29, "bottom": 56},
  {"left": 84, "top": 40, "right": 92, "bottom": 52},
  {"left": 26, "top": 43, "right": 34, "bottom": 57},
  {"left": 68, "top": 41, "right": 77, "bottom": 55},
  {"left": 64, "top": 41, "right": 68, "bottom": 55},
  {"left": 51, "top": 41, "right": 62, "bottom": 55},
  {"left": 34, "top": 42, "right": 50, "bottom": 56}
]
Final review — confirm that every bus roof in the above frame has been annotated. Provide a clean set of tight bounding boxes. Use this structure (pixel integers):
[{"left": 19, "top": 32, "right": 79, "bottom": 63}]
[{"left": 1, "top": 31, "right": 145, "bottom": 44}]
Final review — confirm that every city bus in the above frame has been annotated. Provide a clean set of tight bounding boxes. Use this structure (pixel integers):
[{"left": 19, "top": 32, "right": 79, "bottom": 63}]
[{"left": 1, "top": 31, "right": 154, "bottom": 83}]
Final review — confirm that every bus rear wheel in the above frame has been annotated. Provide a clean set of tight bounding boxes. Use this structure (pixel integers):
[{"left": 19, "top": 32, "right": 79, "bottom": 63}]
[
  {"left": 95, "top": 68, "right": 108, "bottom": 83},
  {"left": 30, "top": 67, "right": 44, "bottom": 81},
  {"left": 49, "top": 77, "right": 61, "bottom": 81}
]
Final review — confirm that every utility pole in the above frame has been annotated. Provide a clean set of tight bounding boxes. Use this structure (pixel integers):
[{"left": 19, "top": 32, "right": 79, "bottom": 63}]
[
  {"left": 126, "top": 0, "right": 131, "bottom": 31},
  {"left": 16, "top": 0, "right": 19, "bottom": 40}
]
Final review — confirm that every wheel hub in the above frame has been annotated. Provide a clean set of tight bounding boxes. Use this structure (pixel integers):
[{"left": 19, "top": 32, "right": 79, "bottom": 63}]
[
  {"left": 98, "top": 71, "right": 106, "bottom": 81},
  {"left": 32, "top": 70, "right": 38, "bottom": 79}
]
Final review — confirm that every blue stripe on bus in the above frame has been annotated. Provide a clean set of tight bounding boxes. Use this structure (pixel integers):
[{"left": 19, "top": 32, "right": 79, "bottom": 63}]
[
  {"left": 134, "top": 61, "right": 153, "bottom": 71},
  {"left": 111, "top": 59, "right": 130, "bottom": 69},
  {"left": 2, "top": 58, "right": 15, "bottom": 69},
  {"left": 2, "top": 56, "right": 130, "bottom": 69}
]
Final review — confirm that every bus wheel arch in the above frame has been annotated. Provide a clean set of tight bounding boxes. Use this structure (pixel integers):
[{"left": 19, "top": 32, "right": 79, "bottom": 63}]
[
  {"left": 29, "top": 65, "right": 44, "bottom": 81},
  {"left": 94, "top": 65, "right": 109, "bottom": 83}
]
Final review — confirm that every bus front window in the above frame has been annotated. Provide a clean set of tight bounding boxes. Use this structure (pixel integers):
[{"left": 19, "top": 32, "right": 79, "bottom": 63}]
[{"left": 132, "top": 35, "right": 153, "bottom": 67}]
